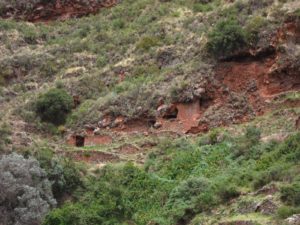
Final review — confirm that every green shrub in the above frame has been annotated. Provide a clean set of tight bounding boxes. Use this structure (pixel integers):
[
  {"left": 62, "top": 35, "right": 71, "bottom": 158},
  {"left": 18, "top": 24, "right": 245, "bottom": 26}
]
[
  {"left": 193, "top": 3, "right": 213, "bottom": 12},
  {"left": 253, "top": 165, "right": 288, "bottom": 190},
  {"left": 277, "top": 133, "right": 300, "bottom": 162},
  {"left": 281, "top": 182, "right": 300, "bottom": 206},
  {"left": 35, "top": 88, "right": 74, "bottom": 125},
  {"left": 0, "top": 123, "right": 11, "bottom": 152},
  {"left": 234, "top": 126, "right": 261, "bottom": 158},
  {"left": 166, "top": 177, "right": 217, "bottom": 222},
  {"left": 277, "top": 206, "right": 300, "bottom": 219},
  {"left": 43, "top": 182, "right": 130, "bottom": 225},
  {"left": 245, "top": 16, "right": 267, "bottom": 46},
  {"left": 245, "top": 126, "right": 261, "bottom": 143},
  {"left": 33, "top": 147, "right": 83, "bottom": 200},
  {"left": 207, "top": 18, "right": 246, "bottom": 58},
  {"left": 137, "top": 36, "right": 161, "bottom": 51},
  {"left": 217, "top": 184, "right": 240, "bottom": 202},
  {"left": 208, "top": 129, "right": 219, "bottom": 145}
]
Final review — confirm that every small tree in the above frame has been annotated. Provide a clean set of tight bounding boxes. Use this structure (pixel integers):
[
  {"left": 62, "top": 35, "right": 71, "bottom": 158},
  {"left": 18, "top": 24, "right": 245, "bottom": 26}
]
[
  {"left": 36, "top": 88, "right": 73, "bottom": 125},
  {"left": 0, "top": 153, "right": 56, "bottom": 225},
  {"left": 207, "top": 18, "right": 246, "bottom": 58}
]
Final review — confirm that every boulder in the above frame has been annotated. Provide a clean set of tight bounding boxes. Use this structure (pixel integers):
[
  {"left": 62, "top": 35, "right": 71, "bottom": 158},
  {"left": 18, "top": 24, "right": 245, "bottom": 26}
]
[
  {"left": 286, "top": 214, "right": 300, "bottom": 225},
  {"left": 255, "top": 198, "right": 278, "bottom": 215},
  {"left": 98, "top": 117, "right": 112, "bottom": 128},
  {"left": 156, "top": 104, "right": 169, "bottom": 117},
  {"left": 193, "top": 87, "right": 206, "bottom": 98},
  {"left": 113, "top": 116, "right": 125, "bottom": 127},
  {"left": 153, "top": 121, "right": 162, "bottom": 129}
]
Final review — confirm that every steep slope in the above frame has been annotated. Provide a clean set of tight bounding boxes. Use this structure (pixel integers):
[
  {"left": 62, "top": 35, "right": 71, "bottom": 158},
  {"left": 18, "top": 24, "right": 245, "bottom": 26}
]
[{"left": 0, "top": 0, "right": 300, "bottom": 225}]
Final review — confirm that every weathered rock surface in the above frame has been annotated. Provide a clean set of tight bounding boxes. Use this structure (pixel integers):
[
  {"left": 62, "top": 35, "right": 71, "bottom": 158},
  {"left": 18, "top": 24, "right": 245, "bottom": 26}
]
[{"left": 286, "top": 214, "right": 300, "bottom": 225}]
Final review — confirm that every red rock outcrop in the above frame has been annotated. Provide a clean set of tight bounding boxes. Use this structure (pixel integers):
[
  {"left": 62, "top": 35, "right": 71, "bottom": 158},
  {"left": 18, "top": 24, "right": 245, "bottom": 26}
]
[{"left": 1, "top": 0, "right": 118, "bottom": 22}]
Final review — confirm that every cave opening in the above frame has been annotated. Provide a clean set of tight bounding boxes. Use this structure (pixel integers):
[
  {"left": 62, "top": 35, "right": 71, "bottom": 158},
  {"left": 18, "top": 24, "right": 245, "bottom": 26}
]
[
  {"left": 163, "top": 107, "right": 178, "bottom": 120},
  {"left": 75, "top": 135, "right": 85, "bottom": 147},
  {"left": 199, "top": 97, "right": 212, "bottom": 109}
]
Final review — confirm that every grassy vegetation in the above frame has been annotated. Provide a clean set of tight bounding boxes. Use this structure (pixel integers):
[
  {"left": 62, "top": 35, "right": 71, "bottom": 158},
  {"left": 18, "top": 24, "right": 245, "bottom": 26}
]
[
  {"left": 0, "top": 0, "right": 286, "bottom": 130},
  {"left": 41, "top": 131, "right": 300, "bottom": 225},
  {"left": 0, "top": 1, "right": 299, "bottom": 224}
]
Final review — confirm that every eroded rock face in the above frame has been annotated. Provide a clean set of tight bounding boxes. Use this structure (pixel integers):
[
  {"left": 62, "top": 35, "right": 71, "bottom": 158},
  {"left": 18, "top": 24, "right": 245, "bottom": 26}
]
[
  {"left": 255, "top": 198, "right": 278, "bottom": 215},
  {"left": 286, "top": 214, "right": 300, "bottom": 225},
  {"left": 0, "top": 0, "right": 119, "bottom": 22}
]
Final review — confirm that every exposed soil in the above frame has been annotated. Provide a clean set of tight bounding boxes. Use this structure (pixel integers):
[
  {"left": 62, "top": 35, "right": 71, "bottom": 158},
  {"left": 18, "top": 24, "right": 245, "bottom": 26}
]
[
  {"left": 66, "top": 20, "right": 300, "bottom": 148},
  {"left": 1, "top": 0, "right": 118, "bottom": 22}
]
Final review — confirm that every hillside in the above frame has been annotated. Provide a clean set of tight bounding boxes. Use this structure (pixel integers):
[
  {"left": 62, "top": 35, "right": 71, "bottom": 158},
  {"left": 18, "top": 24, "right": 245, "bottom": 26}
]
[{"left": 0, "top": 0, "right": 299, "bottom": 225}]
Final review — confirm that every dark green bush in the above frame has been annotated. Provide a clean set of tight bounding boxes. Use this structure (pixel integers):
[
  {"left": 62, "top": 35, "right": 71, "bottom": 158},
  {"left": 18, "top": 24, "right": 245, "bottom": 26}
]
[
  {"left": 253, "top": 165, "right": 288, "bottom": 190},
  {"left": 166, "top": 177, "right": 217, "bottom": 222},
  {"left": 281, "top": 182, "right": 300, "bottom": 206},
  {"left": 234, "top": 126, "right": 261, "bottom": 158},
  {"left": 207, "top": 18, "right": 246, "bottom": 58},
  {"left": 43, "top": 182, "right": 130, "bottom": 225},
  {"left": 217, "top": 184, "right": 240, "bottom": 202},
  {"left": 33, "top": 147, "right": 83, "bottom": 200},
  {"left": 277, "top": 206, "right": 300, "bottom": 219},
  {"left": 245, "top": 16, "right": 267, "bottom": 45},
  {"left": 35, "top": 88, "right": 73, "bottom": 125},
  {"left": 277, "top": 133, "right": 300, "bottom": 162},
  {"left": 137, "top": 36, "right": 161, "bottom": 51}
]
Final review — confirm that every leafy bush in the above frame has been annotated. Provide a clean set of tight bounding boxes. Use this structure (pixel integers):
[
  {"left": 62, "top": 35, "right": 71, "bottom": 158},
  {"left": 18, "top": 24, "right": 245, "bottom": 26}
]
[
  {"left": 166, "top": 177, "right": 217, "bottom": 222},
  {"left": 43, "top": 182, "right": 130, "bottom": 225},
  {"left": 0, "top": 123, "right": 11, "bottom": 152},
  {"left": 33, "top": 147, "right": 83, "bottom": 200},
  {"left": 253, "top": 165, "right": 288, "bottom": 190},
  {"left": 35, "top": 88, "right": 73, "bottom": 125},
  {"left": 0, "top": 153, "right": 56, "bottom": 225},
  {"left": 207, "top": 18, "right": 246, "bottom": 58},
  {"left": 277, "top": 206, "right": 300, "bottom": 219},
  {"left": 137, "top": 36, "right": 161, "bottom": 51},
  {"left": 234, "top": 126, "right": 261, "bottom": 158},
  {"left": 281, "top": 182, "right": 300, "bottom": 206},
  {"left": 43, "top": 163, "right": 170, "bottom": 225},
  {"left": 245, "top": 16, "right": 267, "bottom": 45},
  {"left": 217, "top": 183, "right": 240, "bottom": 202}
]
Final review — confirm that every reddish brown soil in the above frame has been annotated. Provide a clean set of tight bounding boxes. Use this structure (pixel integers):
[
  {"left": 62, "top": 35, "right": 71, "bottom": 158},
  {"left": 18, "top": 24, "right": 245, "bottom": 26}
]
[
  {"left": 2, "top": 0, "right": 118, "bottom": 22},
  {"left": 66, "top": 20, "right": 300, "bottom": 148},
  {"left": 157, "top": 101, "right": 201, "bottom": 133},
  {"left": 215, "top": 19, "right": 300, "bottom": 115}
]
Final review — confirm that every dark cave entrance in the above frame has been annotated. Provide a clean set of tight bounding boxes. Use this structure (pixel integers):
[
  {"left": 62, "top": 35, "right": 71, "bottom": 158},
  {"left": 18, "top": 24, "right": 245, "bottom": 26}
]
[
  {"left": 75, "top": 136, "right": 85, "bottom": 147},
  {"left": 163, "top": 107, "right": 178, "bottom": 120}
]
